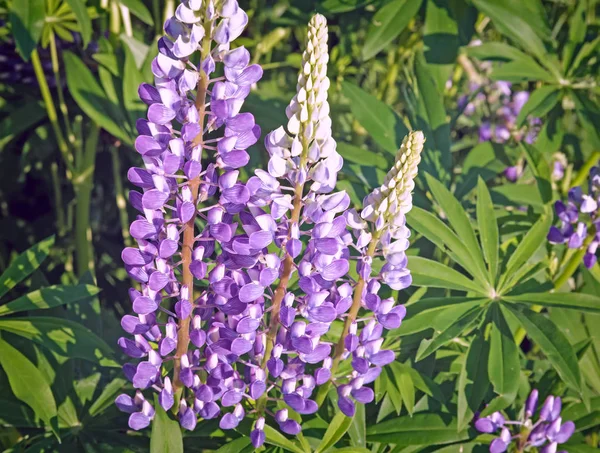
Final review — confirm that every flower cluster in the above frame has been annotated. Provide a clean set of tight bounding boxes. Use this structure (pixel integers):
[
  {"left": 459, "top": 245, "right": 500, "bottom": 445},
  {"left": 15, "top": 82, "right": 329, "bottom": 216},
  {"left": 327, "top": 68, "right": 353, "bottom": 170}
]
[
  {"left": 116, "top": 3, "right": 421, "bottom": 444},
  {"left": 475, "top": 390, "right": 575, "bottom": 453},
  {"left": 459, "top": 80, "right": 540, "bottom": 147},
  {"left": 548, "top": 163, "right": 599, "bottom": 268}
]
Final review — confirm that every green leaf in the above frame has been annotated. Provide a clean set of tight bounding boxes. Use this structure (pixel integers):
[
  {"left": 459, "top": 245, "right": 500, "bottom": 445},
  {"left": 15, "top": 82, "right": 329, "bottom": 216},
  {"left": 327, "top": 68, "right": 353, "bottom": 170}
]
[
  {"left": 0, "top": 284, "right": 100, "bottom": 316},
  {"left": 65, "top": 0, "right": 92, "bottom": 47},
  {"left": 423, "top": 0, "right": 459, "bottom": 92},
  {"left": 319, "top": 0, "right": 377, "bottom": 13},
  {"left": 414, "top": 53, "right": 452, "bottom": 182},
  {"left": 348, "top": 401, "right": 366, "bottom": 448},
  {"left": 389, "top": 361, "right": 447, "bottom": 403},
  {"left": 118, "top": 0, "right": 154, "bottom": 25},
  {"left": 499, "top": 210, "right": 552, "bottom": 291},
  {"left": 456, "top": 142, "right": 509, "bottom": 198},
  {"left": 519, "top": 142, "right": 552, "bottom": 205},
  {"left": 263, "top": 424, "right": 305, "bottom": 453},
  {"left": 0, "top": 336, "right": 57, "bottom": 430},
  {"left": 316, "top": 411, "right": 354, "bottom": 453},
  {"left": 122, "top": 43, "right": 147, "bottom": 130},
  {"left": 407, "top": 207, "right": 487, "bottom": 283},
  {"left": 476, "top": 178, "right": 499, "bottom": 283},
  {"left": 502, "top": 304, "right": 582, "bottom": 392},
  {"left": 516, "top": 86, "right": 561, "bottom": 127},
  {"left": 337, "top": 142, "right": 388, "bottom": 169},
  {"left": 470, "top": 0, "right": 550, "bottom": 63},
  {"left": 491, "top": 184, "right": 544, "bottom": 210},
  {"left": 0, "top": 317, "right": 118, "bottom": 367},
  {"left": 366, "top": 413, "right": 470, "bottom": 445},
  {"left": 482, "top": 305, "right": 519, "bottom": 415},
  {"left": 505, "top": 293, "right": 600, "bottom": 313},
  {"left": 63, "top": 52, "right": 133, "bottom": 145},
  {"left": 0, "top": 100, "right": 46, "bottom": 146},
  {"left": 0, "top": 236, "right": 54, "bottom": 300},
  {"left": 362, "top": 0, "right": 424, "bottom": 60},
  {"left": 89, "top": 377, "right": 127, "bottom": 417},
  {"left": 341, "top": 81, "right": 408, "bottom": 154},
  {"left": 9, "top": 0, "right": 45, "bottom": 60},
  {"left": 215, "top": 437, "right": 251, "bottom": 452},
  {"left": 416, "top": 306, "right": 484, "bottom": 361},
  {"left": 466, "top": 42, "right": 555, "bottom": 83},
  {"left": 150, "top": 395, "right": 183, "bottom": 453},
  {"left": 397, "top": 372, "right": 415, "bottom": 416},
  {"left": 425, "top": 174, "right": 488, "bottom": 281},
  {"left": 408, "top": 257, "right": 485, "bottom": 294},
  {"left": 457, "top": 334, "right": 490, "bottom": 430}
]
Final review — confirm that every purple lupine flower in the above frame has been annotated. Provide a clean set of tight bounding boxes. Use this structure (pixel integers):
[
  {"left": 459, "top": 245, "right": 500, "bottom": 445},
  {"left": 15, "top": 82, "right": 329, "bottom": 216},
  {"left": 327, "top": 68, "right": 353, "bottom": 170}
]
[
  {"left": 475, "top": 391, "right": 575, "bottom": 453},
  {"left": 117, "top": 0, "right": 263, "bottom": 432},
  {"left": 548, "top": 162, "right": 600, "bottom": 269}
]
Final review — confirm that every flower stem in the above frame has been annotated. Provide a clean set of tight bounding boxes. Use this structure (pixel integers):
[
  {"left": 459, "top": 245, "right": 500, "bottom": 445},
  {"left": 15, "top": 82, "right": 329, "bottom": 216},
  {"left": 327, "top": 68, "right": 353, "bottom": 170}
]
[
  {"left": 570, "top": 151, "right": 600, "bottom": 188},
  {"left": 50, "top": 162, "right": 66, "bottom": 236},
  {"left": 31, "top": 49, "right": 74, "bottom": 178},
  {"left": 172, "top": 14, "right": 212, "bottom": 403},
  {"left": 110, "top": 146, "right": 132, "bottom": 247},
  {"left": 255, "top": 182, "right": 304, "bottom": 415},
  {"left": 315, "top": 236, "right": 379, "bottom": 407},
  {"left": 74, "top": 123, "right": 100, "bottom": 277},
  {"left": 48, "top": 32, "right": 75, "bottom": 150}
]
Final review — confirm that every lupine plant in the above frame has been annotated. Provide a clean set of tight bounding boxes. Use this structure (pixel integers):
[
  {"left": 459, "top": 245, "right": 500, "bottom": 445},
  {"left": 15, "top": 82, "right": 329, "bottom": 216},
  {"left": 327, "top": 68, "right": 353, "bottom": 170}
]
[
  {"left": 116, "top": 4, "right": 422, "bottom": 442},
  {"left": 2, "top": 0, "right": 600, "bottom": 452}
]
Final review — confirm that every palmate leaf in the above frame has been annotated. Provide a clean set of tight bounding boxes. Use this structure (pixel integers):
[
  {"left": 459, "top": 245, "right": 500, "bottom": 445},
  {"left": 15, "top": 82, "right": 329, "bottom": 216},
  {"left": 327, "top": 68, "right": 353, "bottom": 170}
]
[
  {"left": 0, "top": 236, "right": 54, "bottom": 300},
  {"left": 0, "top": 317, "right": 118, "bottom": 367},
  {"left": 476, "top": 178, "right": 499, "bottom": 283},
  {"left": 466, "top": 42, "right": 555, "bottom": 83},
  {"left": 389, "top": 361, "right": 446, "bottom": 403},
  {"left": 457, "top": 333, "right": 490, "bottom": 431},
  {"left": 0, "top": 284, "right": 100, "bottom": 316},
  {"left": 498, "top": 209, "right": 552, "bottom": 292},
  {"left": 318, "top": 0, "right": 378, "bottom": 14},
  {"left": 416, "top": 305, "right": 485, "bottom": 361},
  {"left": 65, "top": 0, "right": 91, "bottom": 47},
  {"left": 118, "top": 0, "right": 154, "bottom": 25},
  {"left": 361, "top": 0, "right": 424, "bottom": 61},
  {"left": 150, "top": 395, "right": 183, "bottom": 453},
  {"left": 399, "top": 297, "right": 487, "bottom": 336},
  {"left": 0, "top": 337, "right": 58, "bottom": 433},
  {"left": 407, "top": 207, "right": 487, "bottom": 286},
  {"left": 408, "top": 257, "right": 486, "bottom": 295},
  {"left": 481, "top": 304, "right": 519, "bottom": 416},
  {"left": 366, "top": 413, "right": 470, "bottom": 445},
  {"left": 347, "top": 401, "right": 366, "bottom": 447},
  {"left": 470, "top": 0, "right": 551, "bottom": 64},
  {"left": 425, "top": 174, "right": 488, "bottom": 285},
  {"left": 9, "top": 0, "right": 45, "bottom": 60},
  {"left": 502, "top": 304, "right": 582, "bottom": 392}
]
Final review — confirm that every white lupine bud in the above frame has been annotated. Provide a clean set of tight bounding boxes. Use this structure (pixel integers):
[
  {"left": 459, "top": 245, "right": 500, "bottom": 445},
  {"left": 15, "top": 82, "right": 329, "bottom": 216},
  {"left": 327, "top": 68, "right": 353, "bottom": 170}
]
[
  {"left": 361, "top": 131, "right": 425, "bottom": 229},
  {"left": 263, "top": 14, "right": 340, "bottom": 193}
]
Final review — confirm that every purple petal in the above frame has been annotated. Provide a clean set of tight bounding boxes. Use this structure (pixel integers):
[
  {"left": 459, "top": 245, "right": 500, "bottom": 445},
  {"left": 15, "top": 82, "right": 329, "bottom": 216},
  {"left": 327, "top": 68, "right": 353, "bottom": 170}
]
[{"left": 322, "top": 259, "right": 349, "bottom": 281}]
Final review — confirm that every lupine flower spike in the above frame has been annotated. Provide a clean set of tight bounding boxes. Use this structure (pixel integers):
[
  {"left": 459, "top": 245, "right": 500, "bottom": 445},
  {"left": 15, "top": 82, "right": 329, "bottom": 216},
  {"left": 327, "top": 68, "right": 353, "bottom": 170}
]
[
  {"left": 475, "top": 390, "right": 575, "bottom": 453},
  {"left": 116, "top": 5, "right": 423, "bottom": 442},
  {"left": 548, "top": 162, "right": 599, "bottom": 268}
]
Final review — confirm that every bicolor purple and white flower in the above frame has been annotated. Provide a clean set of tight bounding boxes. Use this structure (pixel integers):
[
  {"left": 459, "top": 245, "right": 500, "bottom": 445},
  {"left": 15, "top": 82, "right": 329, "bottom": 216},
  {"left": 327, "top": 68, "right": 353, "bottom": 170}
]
[{"left": 475, "top": 390, "right": 575, "bottom": 453}]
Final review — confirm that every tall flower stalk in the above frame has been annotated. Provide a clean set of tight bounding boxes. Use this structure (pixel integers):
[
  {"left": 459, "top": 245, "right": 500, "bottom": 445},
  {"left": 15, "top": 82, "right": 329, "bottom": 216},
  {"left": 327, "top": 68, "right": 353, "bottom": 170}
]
[{"left": 116, "top": 5, "right": 422, "bottom": 444}]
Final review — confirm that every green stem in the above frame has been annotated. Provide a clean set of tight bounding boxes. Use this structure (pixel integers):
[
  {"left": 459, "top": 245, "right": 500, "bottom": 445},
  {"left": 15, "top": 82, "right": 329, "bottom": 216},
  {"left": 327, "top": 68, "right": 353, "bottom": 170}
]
[
  {"left": 31, "top": 49, "right": 74, "bottom": 178},
  {"left": 50, "top": 162, "right": 66, "bottom": 236},
  {"left": 110, "top": 146, "right": 132, "bottom": 247},
  {"left": 49, "top": 32, "right": 75, "bottom": 150},
  {"left": 74, "top": 123, "right": 100, "bottom": 277},
  {"left": 109, "top": 0, "right": 121, "bottom": 38},
  {"left": 571, "top": 151, "right": 600, "bottom": 188}
]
